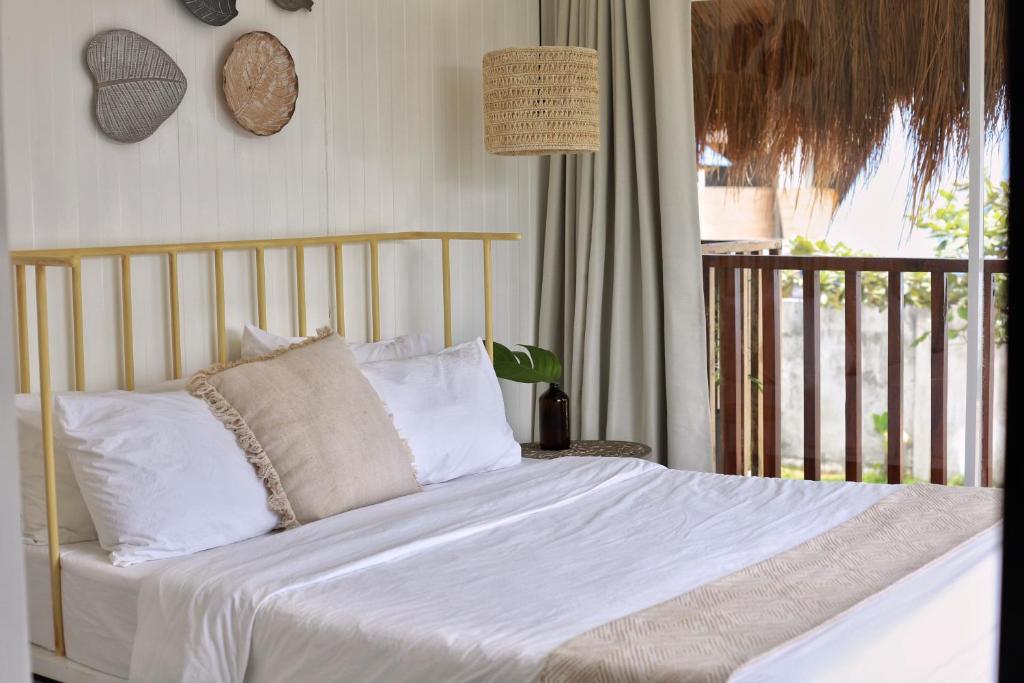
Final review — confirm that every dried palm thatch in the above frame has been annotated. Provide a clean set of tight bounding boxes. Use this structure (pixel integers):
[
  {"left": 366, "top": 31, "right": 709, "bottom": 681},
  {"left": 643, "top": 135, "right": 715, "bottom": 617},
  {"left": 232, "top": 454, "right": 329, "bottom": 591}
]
[{"left": 692, "top": 0, "right": 1007, "bottom": 205}]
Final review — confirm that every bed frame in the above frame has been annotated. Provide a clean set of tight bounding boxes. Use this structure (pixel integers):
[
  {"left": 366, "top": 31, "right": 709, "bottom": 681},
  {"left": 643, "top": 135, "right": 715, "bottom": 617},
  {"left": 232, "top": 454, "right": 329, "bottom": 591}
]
[{"left": 10, "top": 230, "right": 520, "bottom": 678}]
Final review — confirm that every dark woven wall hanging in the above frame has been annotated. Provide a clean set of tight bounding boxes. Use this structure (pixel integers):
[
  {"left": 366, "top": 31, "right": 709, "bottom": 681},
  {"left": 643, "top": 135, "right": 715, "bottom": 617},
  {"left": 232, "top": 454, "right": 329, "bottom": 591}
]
[
  {"left": 86, "top": 30, "right": 188, "bottom": 143},
  {"left": 181, "top": 0, "right": 238, "bottom": 26},
  {"left": 274, "top": 0, "right": 314, "bottom": 11}
]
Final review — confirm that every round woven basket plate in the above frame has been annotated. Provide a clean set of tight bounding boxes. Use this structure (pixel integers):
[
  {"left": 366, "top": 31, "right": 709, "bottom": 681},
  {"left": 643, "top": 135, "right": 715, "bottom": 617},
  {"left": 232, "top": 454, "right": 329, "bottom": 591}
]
[{"left": 223, "top": 32, "right": 298, "bottom": 136}]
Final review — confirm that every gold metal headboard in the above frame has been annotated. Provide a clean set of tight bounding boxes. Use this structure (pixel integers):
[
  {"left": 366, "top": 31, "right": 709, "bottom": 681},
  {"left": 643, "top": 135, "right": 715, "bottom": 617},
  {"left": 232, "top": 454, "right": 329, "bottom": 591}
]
[{"left": 10, "top": 230, "right": 520, "bottom": 658}]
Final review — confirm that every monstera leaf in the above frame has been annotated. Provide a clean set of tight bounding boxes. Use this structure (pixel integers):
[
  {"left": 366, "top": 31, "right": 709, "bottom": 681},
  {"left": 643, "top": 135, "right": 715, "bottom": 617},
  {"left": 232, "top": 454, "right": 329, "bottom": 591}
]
[
  {"left": 86, "top": 30, "right": 187, "bottom": 143},
  {"left": 492, "top": 343, "right": 562, "bottom": 384},
  {"left": 274, "top": 0, "right": 314, "bottom": 11},
  {"left": 181, "top": 0, "right": 238, "bottom": 26},
  {"left": 222, "top": 32, "right": 299, "bottom": 136}
]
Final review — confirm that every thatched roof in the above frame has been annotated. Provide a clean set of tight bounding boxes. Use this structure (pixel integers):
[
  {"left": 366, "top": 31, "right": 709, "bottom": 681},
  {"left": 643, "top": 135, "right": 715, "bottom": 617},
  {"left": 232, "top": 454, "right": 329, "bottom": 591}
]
[{"left": 691, "top": 0, "right": 1007, "bottom": 204}]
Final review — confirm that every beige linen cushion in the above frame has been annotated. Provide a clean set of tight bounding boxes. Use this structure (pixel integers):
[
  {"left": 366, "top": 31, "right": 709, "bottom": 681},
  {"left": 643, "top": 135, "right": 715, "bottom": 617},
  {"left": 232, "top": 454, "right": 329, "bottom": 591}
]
[{"left": 189, "top": 330, "right": 421, "bottom": 527}]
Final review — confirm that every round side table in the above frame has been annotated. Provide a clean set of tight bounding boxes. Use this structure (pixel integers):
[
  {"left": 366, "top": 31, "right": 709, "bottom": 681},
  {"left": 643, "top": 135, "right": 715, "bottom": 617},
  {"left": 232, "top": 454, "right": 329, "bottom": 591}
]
[{"left": 520, "top": 440, "right": 652, "bottom": 460}]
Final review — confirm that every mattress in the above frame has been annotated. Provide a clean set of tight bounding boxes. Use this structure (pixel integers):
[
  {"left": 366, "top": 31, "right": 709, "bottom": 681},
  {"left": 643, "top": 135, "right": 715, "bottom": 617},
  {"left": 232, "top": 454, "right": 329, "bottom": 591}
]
[
  {"left": 128, "top": 457, "right": 1003, "bottom": 683},
  {"left": 25, "top": 541, "right": 165, "bottom": 680},
  {"left": 26, "top": 458, "right": 1002, "bottom": 683}
]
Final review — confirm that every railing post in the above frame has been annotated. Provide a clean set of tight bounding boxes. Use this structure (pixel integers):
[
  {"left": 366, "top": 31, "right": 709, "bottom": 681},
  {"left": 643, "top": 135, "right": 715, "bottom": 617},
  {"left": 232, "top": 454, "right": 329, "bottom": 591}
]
[
  {"left": 930, "top": 271, "right": 948, "bottom": 484},
  {"left": 742, "top": 266, "right": 753, "bottom": 474},
  {"left": 844, "top": 270, "right": 862, "bottom": 482},
  {"left": 981, "top": 271, "right": 996, "bottom": 487},
  {"left": 704, "top": 265, "right": 718, "bottom": 466},
  {"left": 719, "top": 267, "right": 743, "bottom": 475},
  {"left": 749, "top": 260, "right": 762, "bottom": 476},
  {"left": 887, "top": 271, "right": 904, "bottom": 484},
  {"left": 761, "top": 267, "right": 781, "bottom": 478},
  {"left": 802, "top": 269, "right": 821, "bottom": 481}
]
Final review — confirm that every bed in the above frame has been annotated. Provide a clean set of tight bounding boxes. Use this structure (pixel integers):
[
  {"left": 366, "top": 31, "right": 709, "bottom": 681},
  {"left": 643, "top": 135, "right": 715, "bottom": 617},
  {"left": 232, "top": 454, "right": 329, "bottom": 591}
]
[
  {"left": 25, "top": 457, "right": 1002, "bottom": 682},
  {"left": 13, "top": 232, "right": 1003, "bottom": 683}
]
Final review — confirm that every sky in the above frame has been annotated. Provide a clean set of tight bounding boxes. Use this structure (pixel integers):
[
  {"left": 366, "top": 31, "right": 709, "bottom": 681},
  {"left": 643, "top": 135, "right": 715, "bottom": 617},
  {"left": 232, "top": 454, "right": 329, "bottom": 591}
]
[{"left": 821, "top": 115, "right": 1010, "bottom": 257}]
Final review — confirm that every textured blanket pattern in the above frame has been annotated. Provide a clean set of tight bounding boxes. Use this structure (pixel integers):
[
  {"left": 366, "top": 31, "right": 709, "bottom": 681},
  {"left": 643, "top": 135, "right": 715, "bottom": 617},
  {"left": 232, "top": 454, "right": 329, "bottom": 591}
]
[{"left": 540, "top": 484, "right": 1003, "bottom": 683}]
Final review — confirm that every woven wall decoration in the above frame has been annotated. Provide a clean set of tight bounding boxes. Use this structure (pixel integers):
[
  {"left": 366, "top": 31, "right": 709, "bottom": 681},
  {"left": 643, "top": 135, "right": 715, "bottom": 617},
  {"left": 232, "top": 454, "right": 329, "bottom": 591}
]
[
  {"left": 86, "top": 30, "right": 188, "bottom": 144},
  {"left": 181, "top": 0, "right": 238, "bottom": 26},
  {"left": 482, "top": 46, "right": 599, "bottom": 156},
  {"left": 222, "top": 32, "right": 299, "bottom": 136},
  {"left": 273, "top": 0, "right": 314, "bottom": 11}
]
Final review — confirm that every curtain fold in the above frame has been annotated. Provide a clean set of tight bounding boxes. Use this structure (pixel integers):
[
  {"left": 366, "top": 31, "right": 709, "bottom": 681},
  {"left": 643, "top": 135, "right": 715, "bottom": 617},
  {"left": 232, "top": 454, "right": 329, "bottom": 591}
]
[{"left": 537, "top": 0, "right": 712, "bottom": 471}]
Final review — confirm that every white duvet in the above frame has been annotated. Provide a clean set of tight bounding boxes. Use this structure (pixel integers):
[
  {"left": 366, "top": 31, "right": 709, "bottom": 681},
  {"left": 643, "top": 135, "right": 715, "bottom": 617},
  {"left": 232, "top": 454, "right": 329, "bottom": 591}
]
[{"left": 130, "top": 457, "right": 999, "bottom": 683}]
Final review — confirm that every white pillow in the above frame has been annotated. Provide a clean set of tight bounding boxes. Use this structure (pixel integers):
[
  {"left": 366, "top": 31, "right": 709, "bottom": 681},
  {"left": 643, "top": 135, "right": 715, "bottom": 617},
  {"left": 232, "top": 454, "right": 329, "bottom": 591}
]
[
  {"left": 241, "top": 323, "right": 431, "bottom": 362},
  {"left": 18, "top": 378, "right": 188, "bottom": 545},
  {"left": 17, "top": 394, "right": 97, "bottom": 544},
  {"left": 56, "top": 390, "right": 279, "bottom": 566},
  {"left": 360, "top": 339, "right": 521, "bottom": 485}
]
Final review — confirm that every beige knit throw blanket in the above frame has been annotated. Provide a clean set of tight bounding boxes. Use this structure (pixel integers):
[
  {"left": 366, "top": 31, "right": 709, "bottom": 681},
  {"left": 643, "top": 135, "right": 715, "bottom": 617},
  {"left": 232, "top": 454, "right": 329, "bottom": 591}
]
[{"left": 540, "top": 484, "right": 1003, "bottom": 683}]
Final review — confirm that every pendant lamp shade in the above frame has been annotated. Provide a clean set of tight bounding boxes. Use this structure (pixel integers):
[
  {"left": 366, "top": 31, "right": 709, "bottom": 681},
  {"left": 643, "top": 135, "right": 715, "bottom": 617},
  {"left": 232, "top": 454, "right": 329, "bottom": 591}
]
[{"left": 483, "top": 46, "right": 599, "bottom": 156}]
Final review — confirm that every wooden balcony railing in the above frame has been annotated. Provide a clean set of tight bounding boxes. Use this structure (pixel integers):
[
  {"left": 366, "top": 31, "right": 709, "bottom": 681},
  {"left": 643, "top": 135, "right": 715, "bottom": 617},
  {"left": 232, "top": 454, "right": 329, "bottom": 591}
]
[{"left": 701, "top": 242, "right": 1007, "bottom": 486}]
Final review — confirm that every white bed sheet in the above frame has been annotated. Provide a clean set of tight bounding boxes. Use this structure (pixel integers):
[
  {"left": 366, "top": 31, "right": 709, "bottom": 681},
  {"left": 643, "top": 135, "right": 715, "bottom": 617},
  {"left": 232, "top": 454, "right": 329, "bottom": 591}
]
[
  {"left": 27, "top": 458, "right": 1001, "bottom": 683},
  {"left": 24, "top": 541, "right": 164, "bottom": 680},
  {"left": 131, "top": 456, "right": 1000, "bottom": 683}
]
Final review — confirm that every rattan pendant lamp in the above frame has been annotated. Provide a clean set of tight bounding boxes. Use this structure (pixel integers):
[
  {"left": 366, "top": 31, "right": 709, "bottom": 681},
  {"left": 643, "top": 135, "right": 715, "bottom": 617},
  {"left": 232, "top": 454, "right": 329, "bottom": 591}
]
[{"left": 483, "top": 46, "right": 599, "bottom": 156}]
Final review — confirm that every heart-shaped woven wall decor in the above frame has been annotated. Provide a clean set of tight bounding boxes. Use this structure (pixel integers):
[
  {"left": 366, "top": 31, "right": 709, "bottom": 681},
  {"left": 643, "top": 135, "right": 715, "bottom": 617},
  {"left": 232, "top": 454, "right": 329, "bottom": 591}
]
[
  {"left": 86, "top": 30, "right": 188, "bottom": 143},
  {"left": 273, "top": 0, "right": 313, "bottom": 11},
  {"left": 222, "top": 32, "right": 299, "bottom": 136},
  {"left": 181, "top": 0, "right": 238, "bottom": 26}
]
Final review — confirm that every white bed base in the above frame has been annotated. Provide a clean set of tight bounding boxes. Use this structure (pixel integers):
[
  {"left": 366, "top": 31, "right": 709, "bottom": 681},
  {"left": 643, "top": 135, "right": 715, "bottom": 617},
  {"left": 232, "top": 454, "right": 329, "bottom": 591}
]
[{"left": 32, "top": 646, "right": 125, "bottom": 683}]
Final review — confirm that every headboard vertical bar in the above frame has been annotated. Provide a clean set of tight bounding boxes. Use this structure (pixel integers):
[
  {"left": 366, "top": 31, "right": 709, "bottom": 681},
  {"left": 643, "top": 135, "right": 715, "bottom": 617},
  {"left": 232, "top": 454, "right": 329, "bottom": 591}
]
[
  {"left": 120, "top": 255, "right": 135, "bottom": 390},
  {"left": 255, "top": 248, "right": 268, "bottom": 330},
  {"left": 168, "top": 252, "right": 182, "bottom": 379},
  {"left": 483, "top": 239, "right": 494, "bottom": 360},
  {"left": 214, "top": 250, "right": 227, "bottom": 365},
  {"left": 15, "top": 264, "right": 30, "bottom": 393},
  {"left": 71, "top": 260, "right": 86, "bottom": 391},
  {"left": 35, "top": 266, "right": 65, "bottom": 657},
  {"left": 295, "top": 246, "right": 307, "bottom": 337},
  {"left": 333, "top": 243, "right": 346, "bottom": 336},
  {"left": 441, "top": 238, "right": 453, "bottom": 348},
  {"left": 370, "top": 240, "right": 381, "bottom": 342}
]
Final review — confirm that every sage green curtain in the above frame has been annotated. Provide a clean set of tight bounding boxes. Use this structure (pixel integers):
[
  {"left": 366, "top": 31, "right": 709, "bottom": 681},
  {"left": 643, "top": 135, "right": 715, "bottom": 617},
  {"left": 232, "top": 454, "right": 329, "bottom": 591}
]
[{"left": 536, "top": 0, "right": 712, "bottom": 471}]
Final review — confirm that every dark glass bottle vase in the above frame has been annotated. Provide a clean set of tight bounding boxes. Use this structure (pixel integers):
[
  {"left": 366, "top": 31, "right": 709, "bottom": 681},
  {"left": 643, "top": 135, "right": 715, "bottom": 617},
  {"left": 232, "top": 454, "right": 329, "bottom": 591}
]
[{"left": 539, "top": 383, "right": 571, "bottom": 450}]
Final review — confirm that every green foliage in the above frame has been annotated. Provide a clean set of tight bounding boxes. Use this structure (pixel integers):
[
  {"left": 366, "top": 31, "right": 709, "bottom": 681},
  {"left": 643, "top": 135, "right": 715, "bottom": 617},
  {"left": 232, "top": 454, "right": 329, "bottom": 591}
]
[
  {"left": 492, "top": 342, "right": 562, "bottom": 384},
  {"left": 871, "top": 411, "right": 889, "bottom": 453},
  {"left": 781, "top": 464, "right": 962, "bottom": 486},
  {"left": 780, "top": 178, "right": 1008, "bottom": 344}
]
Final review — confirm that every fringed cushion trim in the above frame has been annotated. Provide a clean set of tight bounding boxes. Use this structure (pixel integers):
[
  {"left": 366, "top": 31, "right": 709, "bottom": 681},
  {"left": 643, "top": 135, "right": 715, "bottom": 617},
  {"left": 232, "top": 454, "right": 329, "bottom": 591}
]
[{"left": 187, "top": 327, "right": 336, "bottom": 529}]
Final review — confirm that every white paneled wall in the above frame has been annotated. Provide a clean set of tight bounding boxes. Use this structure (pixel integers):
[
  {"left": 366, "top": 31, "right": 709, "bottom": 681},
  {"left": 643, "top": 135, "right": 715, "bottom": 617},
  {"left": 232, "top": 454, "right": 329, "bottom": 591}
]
[{"left": 1, "top": 0, "right": 541, "bottom": 436}]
